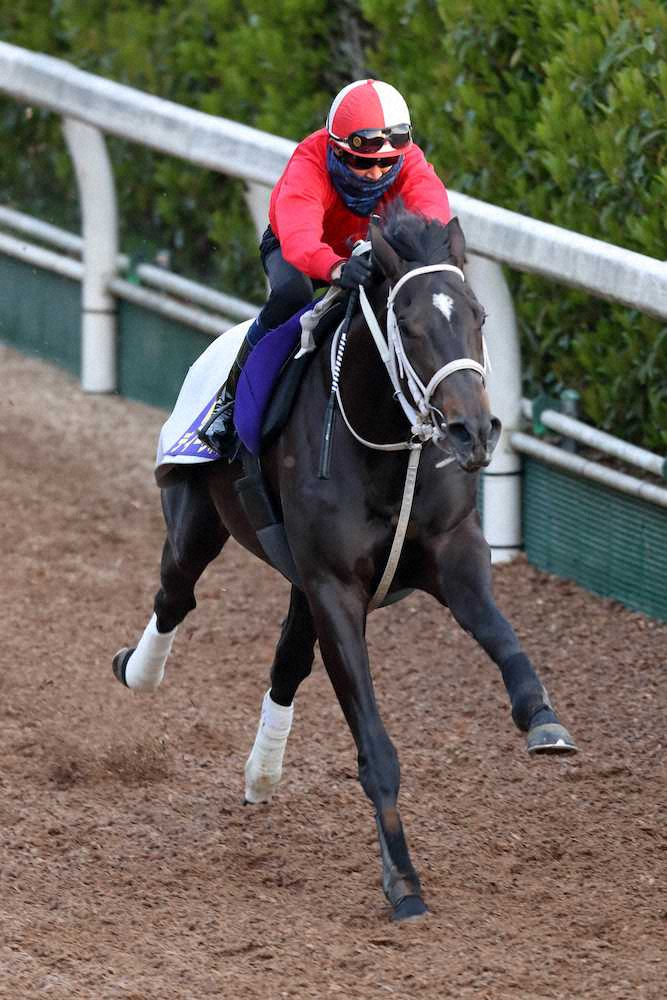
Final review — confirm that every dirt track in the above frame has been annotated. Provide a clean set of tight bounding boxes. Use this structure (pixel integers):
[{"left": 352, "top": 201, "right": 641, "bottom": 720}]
[{"left": 1, "top": 343, "right": 665, "bottom": 1000}]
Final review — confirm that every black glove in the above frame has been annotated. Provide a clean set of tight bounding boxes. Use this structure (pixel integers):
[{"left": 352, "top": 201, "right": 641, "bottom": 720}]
[{"left": 333, "top": 254, "right": 374, "bottom": 290}]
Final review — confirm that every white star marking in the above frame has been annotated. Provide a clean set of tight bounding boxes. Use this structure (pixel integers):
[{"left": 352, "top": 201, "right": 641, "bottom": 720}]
[{"left": 433, "top": 292, "right": 454, "bottom": 321}]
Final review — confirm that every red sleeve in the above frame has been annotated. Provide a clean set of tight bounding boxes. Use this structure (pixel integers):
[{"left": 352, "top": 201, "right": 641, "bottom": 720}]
[
  {"left": 392, "top": 144, "right": 451, "bottom": 224},
  {"left": 269, "top": 138, "right": 346, "bottom": 281}
]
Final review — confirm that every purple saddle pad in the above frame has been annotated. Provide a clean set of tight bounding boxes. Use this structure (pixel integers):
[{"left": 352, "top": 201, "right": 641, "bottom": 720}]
[{"left": 234, "top": 304, "right": 314, "bottom": 456}]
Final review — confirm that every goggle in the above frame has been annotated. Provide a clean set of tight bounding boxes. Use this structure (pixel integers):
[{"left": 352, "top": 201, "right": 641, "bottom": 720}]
[
  {"left": 332, "top": 123, "right": 412, "bottom": 154},
  {"left": 338, "top": 150, "right": 401, "bottom": 170}
]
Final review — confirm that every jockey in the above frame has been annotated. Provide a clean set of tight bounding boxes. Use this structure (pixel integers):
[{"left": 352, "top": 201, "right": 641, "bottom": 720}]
[{"left": 198, "top": 78, "right": 452, "bottom": 456}]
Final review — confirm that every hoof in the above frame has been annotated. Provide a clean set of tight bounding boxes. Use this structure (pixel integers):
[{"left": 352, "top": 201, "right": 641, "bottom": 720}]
[
  {"left": 527, "top": 722, "right": 578, "bottom": 755},
  {"left": 112, "top": 647, "right": 134, "bottom": 688},
  {"left": 244, "top": 759, "right": 283, "bottom": 806},
  {"left": 243, "top": 787, "right": 274, "bottom": 806},
  {"left": 392, "top": 895, "right": 429, "bottom": 923}
]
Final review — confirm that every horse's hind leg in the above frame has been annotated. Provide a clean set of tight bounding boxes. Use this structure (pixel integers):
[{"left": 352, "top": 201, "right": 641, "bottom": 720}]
[
  {"left": 113, "top": 473, "right": 229, "bottom": 691},
  {"left": 245, "top": 586, "right": 317, "bottom": 804},
  {"left": 427, "top": 516, "right": 576, "bottom": 754}
]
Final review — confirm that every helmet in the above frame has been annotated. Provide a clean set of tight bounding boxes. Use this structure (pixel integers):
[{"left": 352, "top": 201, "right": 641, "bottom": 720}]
[{"left": 326, "top": 80, "right": 413, "bottom": 159}]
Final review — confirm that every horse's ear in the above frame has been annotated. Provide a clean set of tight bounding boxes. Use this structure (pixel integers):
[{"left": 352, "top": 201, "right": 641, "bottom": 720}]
[
  {"left": 370, "top": 219, "right": 403, "bottom": 283},
  {"left": 447, "top": 216, "right": 466, "bottom": 270}
]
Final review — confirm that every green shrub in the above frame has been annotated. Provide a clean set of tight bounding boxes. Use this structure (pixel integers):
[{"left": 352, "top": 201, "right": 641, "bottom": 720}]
[
  {"left": 365, "top": 0, "right": 667, "bottom": 450},
  {"left": 1, "top": 0, "right": 665, "bottom": 448}
]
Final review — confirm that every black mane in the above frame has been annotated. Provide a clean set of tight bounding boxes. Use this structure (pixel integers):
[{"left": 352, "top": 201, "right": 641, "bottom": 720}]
[{"left": 380, "top": 200, "right": 451, "bottom": 266}]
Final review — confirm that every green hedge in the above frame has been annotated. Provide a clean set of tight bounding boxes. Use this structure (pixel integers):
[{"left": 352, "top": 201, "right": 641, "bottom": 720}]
[
  {"left": 1, "top": 1, "right": 665, "bottom": 449},
  {"left": 365, "top": 0, "right": 667, "bottom": 451}
]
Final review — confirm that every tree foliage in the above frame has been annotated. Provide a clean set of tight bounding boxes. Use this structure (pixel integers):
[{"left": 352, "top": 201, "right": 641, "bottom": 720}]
[{"left": 1, "top": 0, "right": 665, "bottom": 448}]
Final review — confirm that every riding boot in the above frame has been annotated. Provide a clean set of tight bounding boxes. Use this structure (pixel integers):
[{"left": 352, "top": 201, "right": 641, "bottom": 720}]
[{"left": 197, "top": 335, "right": 254, "bottom": 457}]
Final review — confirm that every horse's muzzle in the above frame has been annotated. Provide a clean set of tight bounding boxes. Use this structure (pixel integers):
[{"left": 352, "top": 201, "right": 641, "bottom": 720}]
[{"left": 444, "top": 415, "right": 501, "bottom": 471}]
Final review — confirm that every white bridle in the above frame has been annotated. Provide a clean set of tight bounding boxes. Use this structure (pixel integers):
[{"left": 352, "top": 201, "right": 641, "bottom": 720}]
[{"left": 331, "top": 261, "right": 490, "bottom": 452}]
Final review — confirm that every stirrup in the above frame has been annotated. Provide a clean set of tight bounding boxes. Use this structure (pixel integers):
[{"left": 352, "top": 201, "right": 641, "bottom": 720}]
[{"left": 197, "top": 398, "right": 236, "bottom": 455}]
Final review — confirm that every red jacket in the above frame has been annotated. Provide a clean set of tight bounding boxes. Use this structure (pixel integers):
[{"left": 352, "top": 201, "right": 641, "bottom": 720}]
[{"left": 268, "top": 129, "right": 451, "bottom": 282}]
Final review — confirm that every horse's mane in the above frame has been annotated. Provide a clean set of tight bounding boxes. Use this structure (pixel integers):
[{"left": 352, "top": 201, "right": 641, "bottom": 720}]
[{"left": 380, "top": 200, "right": 452, "bottom": 266}]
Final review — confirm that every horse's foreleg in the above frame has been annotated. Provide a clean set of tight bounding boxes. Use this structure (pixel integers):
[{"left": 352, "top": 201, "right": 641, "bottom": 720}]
[
  {"left": 244, "top": 586, "right": 317, "bottom": 804},
  {"left": 428, "top": 518, "right": 576, "bottom": 754},
  {"left": 113, "top": 475, "right": 229, "bottom": 691},
  {"left": 307, "top": 580, "right": 427, "bottom": 921}
]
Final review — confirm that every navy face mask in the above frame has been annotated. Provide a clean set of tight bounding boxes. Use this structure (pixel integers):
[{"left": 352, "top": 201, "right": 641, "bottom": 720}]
[{"left": 326, "top": 145, "right": 404, "bottom": 217}]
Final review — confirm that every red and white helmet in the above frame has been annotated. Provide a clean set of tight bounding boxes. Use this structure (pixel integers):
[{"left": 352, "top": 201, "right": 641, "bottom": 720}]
[{"left": 326, "top": 79, "right": 413, "bottom": 159}]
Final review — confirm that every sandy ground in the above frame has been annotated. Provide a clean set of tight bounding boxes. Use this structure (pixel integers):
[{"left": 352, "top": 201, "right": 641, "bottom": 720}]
[{"left": 1, "top": 343, "right": 665, "bottom": 1000}]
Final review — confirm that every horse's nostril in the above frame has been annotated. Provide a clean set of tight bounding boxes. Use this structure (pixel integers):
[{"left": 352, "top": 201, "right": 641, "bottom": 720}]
[
  {"left": 447, "top": 417, "right": 499, "bottom": 469},
  {"left": 447, "top": 421, "right": 473, "bottom": 452},
  {"left": 488, "top": 416, "right": 502, "bottom": 452}
]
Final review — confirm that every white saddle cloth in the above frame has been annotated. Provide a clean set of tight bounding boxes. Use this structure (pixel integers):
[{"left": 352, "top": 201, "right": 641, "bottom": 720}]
[{"left": 154, "top": 319, "right": 251, "bottom": 486}]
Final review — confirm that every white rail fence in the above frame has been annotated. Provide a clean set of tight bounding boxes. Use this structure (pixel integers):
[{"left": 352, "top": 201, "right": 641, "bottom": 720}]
[{"left": 1, "top": 41, "right": 666, "bottom": 559}]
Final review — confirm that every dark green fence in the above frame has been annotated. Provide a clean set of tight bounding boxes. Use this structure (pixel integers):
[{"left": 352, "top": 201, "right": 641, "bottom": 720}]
[
  {"left": 117, "top": 300, "right": 211, "bottom": 411},
  {"left": 523, "top": 458, "right": 666, "bottom": 621},
  {"left": 0, "top": 253, "right": 210, "bottom": 412},
  {"left": 0, "top": 254, "right": 81, "bottom": 374}
]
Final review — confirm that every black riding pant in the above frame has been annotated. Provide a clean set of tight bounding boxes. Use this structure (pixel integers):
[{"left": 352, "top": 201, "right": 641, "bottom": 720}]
[{"left": 251, "top": 227, "right": 326, "bottom": 345}]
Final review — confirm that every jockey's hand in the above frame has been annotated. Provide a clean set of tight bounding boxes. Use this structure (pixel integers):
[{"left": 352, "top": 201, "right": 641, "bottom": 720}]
[{"left": 333, "top": 254, "right": 374, "bottom": 290}]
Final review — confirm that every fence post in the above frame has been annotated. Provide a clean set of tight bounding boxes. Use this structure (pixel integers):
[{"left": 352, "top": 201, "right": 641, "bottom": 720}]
[
  {"left": 244, "top": 182, "right": 272, "bottom": 295},
  {"left": 243, "top": 181, "right": 272, "bottom": 242},
  {"left": 62, "top": 117, "right": 118, "bottom": 392},
  {"left": 465, "top": 254, "right": 522, "bottom": 562}
]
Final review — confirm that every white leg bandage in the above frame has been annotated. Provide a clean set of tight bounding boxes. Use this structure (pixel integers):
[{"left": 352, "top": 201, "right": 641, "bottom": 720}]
[
  {"left": 125, "top": 613, "right": 177, "bottom": 691},
  {"left": 244, "top": 690, "right": 294, "bottom": 804}
]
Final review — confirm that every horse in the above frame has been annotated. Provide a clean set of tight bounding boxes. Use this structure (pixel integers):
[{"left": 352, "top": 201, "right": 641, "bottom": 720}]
[{"left": 112, "top": 204, "right": 576, "bottom": 922}]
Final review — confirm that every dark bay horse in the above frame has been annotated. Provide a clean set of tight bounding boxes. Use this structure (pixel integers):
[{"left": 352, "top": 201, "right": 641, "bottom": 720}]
[{"left": 113, "top": 206, "right": 576, "bottom": 922}]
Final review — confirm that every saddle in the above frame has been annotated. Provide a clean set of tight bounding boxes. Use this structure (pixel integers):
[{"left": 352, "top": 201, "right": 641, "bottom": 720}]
[
  {"left": 233, "top": 292, "right": 348, "bottom": 587},
  {"left": 234, "top": 294, "right": 346, "bottom": 455}
]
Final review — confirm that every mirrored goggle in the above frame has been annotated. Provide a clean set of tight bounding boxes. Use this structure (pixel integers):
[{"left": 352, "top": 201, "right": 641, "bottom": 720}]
[
  {"left": 339, "top": 150, "right": 401, "bottom": 170},
  {"left": 336, "top": 124, "right": 412, "bottom": 154}
]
